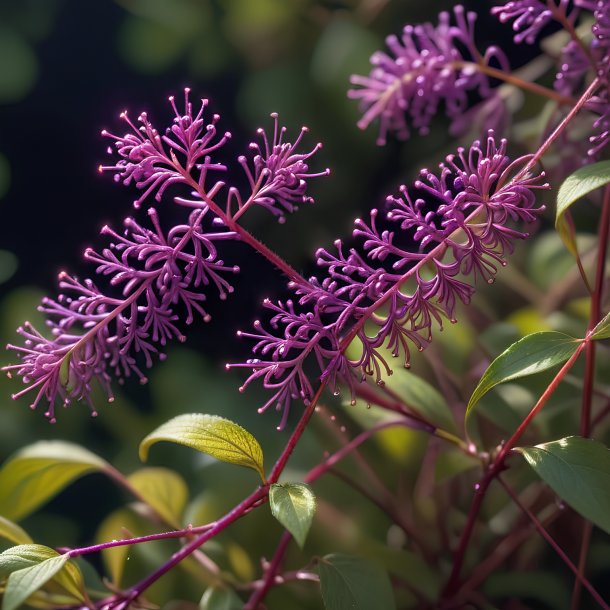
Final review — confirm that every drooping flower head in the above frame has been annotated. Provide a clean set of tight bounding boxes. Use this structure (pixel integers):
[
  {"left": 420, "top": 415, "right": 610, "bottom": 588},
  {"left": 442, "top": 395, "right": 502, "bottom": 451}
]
[
  {"left": 348, "top": 6, "right": 509, "bottom": 145},
  {"left": 3, "top": 91, "right": 328, "bottom": 421},
  {"left": 229, "top": 132, "right": 548, "bottom": 429}
]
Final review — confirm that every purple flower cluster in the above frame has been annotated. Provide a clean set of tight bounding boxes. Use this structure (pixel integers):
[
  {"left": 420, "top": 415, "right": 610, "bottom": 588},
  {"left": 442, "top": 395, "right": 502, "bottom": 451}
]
[
  {"left": 3, "top": 91, "right": 327, "bottom": 421},
  {"left": 229, "top": 132, "right": 547, "bottom": 429},
  {"left": 348, "top": 6, "right": 509, "bottom": 145}
]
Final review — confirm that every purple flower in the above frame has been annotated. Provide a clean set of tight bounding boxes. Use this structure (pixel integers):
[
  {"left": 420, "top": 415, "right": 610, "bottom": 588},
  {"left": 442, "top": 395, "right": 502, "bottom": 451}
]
[
  {"left": 491, "top": 0, "right": 562, "bottom": 44},
  {"left": 348, "top": 6, "right": 509, "bottom": 145},
  {"left": 3, "top": 91, "right": 327, "bottom": 420},
  {"left": 229, "top": 132, "right": 548, "bottom": 428}
]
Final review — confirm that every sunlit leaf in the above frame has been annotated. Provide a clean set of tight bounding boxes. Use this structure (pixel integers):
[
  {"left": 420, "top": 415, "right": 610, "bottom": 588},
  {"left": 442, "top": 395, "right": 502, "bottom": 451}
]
[
  {"left": 127, "top": 467, "right": 188, "bottom": 529},
  {"left": 556, "top": 160, "right": 610, "bottom": 255},
  {"left": 516, "top": 436, "right": 610, "bottom": 535},
  {"left": 466, "top": 332, "right": 579, "bottom": 420},
  {"left": 318, "top": 553, "right": 395, "bottom": 610},
  {"left": 591, "top": 311, "right": 610, "bottom": 340},
  {"left": 0, "top": 545, "right": 86, "bottom": 610},
  {"left": 269, "top": 483, "right": 316, "bottom": 548},
  {"left": 0, "top": 441, "right": 109, "bottom": 521},
  {"left": 0, "top": 516, "right": 32, "bottom": 546},
  {"left": 199, "top": 586, "right": 243, "bottom": 610},
  {"left": 140, "top": 414, "right": 265, "bottom": 482}
]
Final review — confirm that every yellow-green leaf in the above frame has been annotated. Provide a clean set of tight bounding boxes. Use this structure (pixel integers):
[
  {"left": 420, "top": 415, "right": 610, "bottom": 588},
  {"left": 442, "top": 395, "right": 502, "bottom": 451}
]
[
  {"left": 269, "top": 483, "right": 316, "bottom": 548},
  {"left": 0, "top": 516, "right": 32, "bottom": 546},
  {"left": 0, "top": 545, "right": 86, "bottom": 610},
  {"left": 127, "top": 467, "right": 189, "bottom": 529},
  {"left": 95, "top": 509, "right": 140, "bottom": 587},
  {"left": 139, "top": 414, "right": 265, "bottom": 482},
  {"left": 0, "top": 442, "right": 109, "bottom": 521},
  {"left": 591, "top": 311, "right": 610, "bottom": 340}
]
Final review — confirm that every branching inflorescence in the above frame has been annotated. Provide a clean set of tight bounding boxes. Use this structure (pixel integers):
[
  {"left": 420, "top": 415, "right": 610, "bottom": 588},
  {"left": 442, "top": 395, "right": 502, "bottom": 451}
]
[
  {"left": 3, "top": 90, "right": 328, "bottom": 422},
  {"left": 229, "top": 133, "right": 548, "bottom": 429}
]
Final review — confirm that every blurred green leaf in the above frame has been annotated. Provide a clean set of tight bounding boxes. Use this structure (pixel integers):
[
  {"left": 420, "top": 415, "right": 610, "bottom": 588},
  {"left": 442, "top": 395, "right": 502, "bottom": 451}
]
[
  {"left": 516, "top": 436, "right": 610, "bottom": 536},
  {"left": 140, "top": 414, "right": 265, "bottom": 482},
  {"left": 384, "top": 366, "right": 456, "bottom": 433},
  {"left": 127, "top": 467, "right": 188, "bottom": 529},
  {"left": 0, "top": 441, "right": 108, "bottom": 521},
  {"left": 0, "top": 28, "right": 38, "bottom": 103},
  {"left": 269, "top": 483, "right": 316, "bottom": 548},
  {"left": 319, "top": 553, "right": 395, "bottom": 610},
  {"left": 435, "top": 450, "right": 480, "bottom": 483},
  {"left": 0, "top": 516, "right": 32, "bottom": 546},
  {"left": 591, "top": 311, "right": 610, "bottom": 340},
  {"left": 95, "top": 509, "right": 140, "bottom": 587},
  {"left": 556, "top": 160, "right": 610, "bottom": 256},
  {"left": 484, "top": 570, "right": 570, "bottom": 609},
  {"left": 199, "top": 586, "right": 243, "bottom": 610},
  {"left": 0, "top": 251, "right": 17, "bottom": 286},
  {"left": 466, "top": 332, "right": 579, "bottom": 421},
  {"left": 0, "top": 545, "right": 86, "bottom": 610},
  {"left": 0, "top": 516, "right": 33, "bottom": 544}
]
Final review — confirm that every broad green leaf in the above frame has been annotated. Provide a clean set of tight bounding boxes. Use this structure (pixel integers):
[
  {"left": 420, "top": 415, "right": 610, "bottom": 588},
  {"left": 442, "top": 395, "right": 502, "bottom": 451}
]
[
  {"left": 382, "top": 367, "right": 456, "bottom": 433},
  {"left": 466, "top": 332, "right": 579, "bottom": 420},
  {"left": 0, "top": 545, "right": 86, "bottom": 610},
  {"left": 0, "top": 516, "right": 32, "bottom": 546},
  {"left": 95, "top": 509, "right": 140, "bottom": 586},
  {"left": 591, "top": 311, "right": 610, "bottom": 340},
  {"left": 0, "top": 441, "right": 109, "bottom": 521},
  {"left": 199, "top": 586, "right": 243, "bottom": 610},
  {"left": 516, "top": 436, "right": 610, "bottom": 535},
  {"left": 556, "top": 160, "right": 610, "bottom": 255},
  {"left": 140, "top": 414, "right": 265, "bottom": 482},
  {"left": 127, "top": 467, "right": 188, "bottom": 529},
  {"left": 269, "top": 483, "right": 316, "bottom": 548},
  {"left": 318, "top": 553, "right": 395, "bottom": 610}
]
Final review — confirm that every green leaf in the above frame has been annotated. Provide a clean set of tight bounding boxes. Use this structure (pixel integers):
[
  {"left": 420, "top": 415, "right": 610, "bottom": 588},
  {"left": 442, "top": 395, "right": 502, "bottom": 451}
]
[
  {"left": 382, "top": 367, "right": 456, "bottom": 433},
  {"left": 466, "top": 332, "right": 579, "bottom": 420},
  {"left": 0, "top": 441, "right": 109, "bottom": 521},
  {"left": 0, "top": 516, "right": 32, "bottom": 546},
  {"left": 199, "top": 586, "right": 243, "bottom": 610},
  {"left": 556, "top": 160, "right": 610, "bottom": 255},
  {"left": 140, "top": 414, "right": 265, "bottom": 482},
  {"left": 318, "top": 553, "right": 395, "bottom": 610},
  {"left": 591, "top": 311, "right": 610, "bottom": 340},
  {"left": 269, "top": 483, "right": 316, "bottom": 548},
  {"left": 95, "top": 509, "right": 140, "bottom": 586},
  {"left": 0, "top": 545, "right": 86, "bottom": 610},
  {"left": 516, "top": 436, "right": 610, "bottom": 536},
  {"left": 127, "top": 467, "right": 188, "bottom": 529},
  {"left": 435, "top": 450, "right": 480, "bottom": 483}
]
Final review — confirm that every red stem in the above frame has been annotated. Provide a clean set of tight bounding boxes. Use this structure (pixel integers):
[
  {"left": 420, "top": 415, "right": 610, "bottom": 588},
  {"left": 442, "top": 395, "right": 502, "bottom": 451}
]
[
  {"left": 499, "top": 477, "right": 609, "bottom": 610},
  {"left": 443, "top": 339, "right": 586, "bottom": 599}
]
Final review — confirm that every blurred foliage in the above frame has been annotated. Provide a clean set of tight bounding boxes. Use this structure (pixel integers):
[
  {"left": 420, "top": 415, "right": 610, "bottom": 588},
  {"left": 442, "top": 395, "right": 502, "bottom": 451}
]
[{"left": 1, "top": 0, "right": 610, "bottom": 608}]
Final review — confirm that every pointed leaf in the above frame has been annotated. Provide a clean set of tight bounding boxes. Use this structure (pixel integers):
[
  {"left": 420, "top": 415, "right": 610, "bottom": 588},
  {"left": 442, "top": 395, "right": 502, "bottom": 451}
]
[
  {"left": 0, "top": 516, "right": 32, "bottom": 546},
  {"left": 318, "top": 553, "right": 395, "bottom": 610},
  {"left": 127, "top": 467, "right": 188, "bottom": 529},
  {"left": 199, "top": 587, "right": 243, "bottom": 610},
  {"left": 516, "top": 436, "right": 610, "bottom": 536},
  {"left": 591, "top": 311, "right": 610, "bottom": 340},
  {"left": 0, "top": 545, "right": 86, "bottom": 610},
  {"left": 269, "top": 483, "right": 316, "bottom": 548},
  {"left": 466, "top": 332, "right": 579, "bottom": 420},
  {"left": 139, "top": 414, "right": 265, "bottom": 482},
  {"left": 556, "top": 160, "right": 610, "bottom": 255},
  {"left": 0, "top": 442, "right": 109, "bottom": 521}
]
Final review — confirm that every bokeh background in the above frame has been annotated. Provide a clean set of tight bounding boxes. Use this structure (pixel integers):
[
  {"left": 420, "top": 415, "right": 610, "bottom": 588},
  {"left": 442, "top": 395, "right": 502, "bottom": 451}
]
[{"left": 0, "top": 2, "right": 594, "bottom": 609}]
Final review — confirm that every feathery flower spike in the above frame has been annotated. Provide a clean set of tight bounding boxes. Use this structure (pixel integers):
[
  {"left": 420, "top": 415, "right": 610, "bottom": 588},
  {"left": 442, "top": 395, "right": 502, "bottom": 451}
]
[
  {"left": 229, "top": 131, "right": 548, "bottom": 429},
  {"left": 3, "top": 90, "right": 327, "bottom": 420}
]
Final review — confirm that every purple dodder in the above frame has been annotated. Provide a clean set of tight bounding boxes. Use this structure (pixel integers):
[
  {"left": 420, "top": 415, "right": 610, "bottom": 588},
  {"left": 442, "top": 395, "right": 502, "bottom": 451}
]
[{"left": 3, "top": 90, "right": 328, "bottom": 421}]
